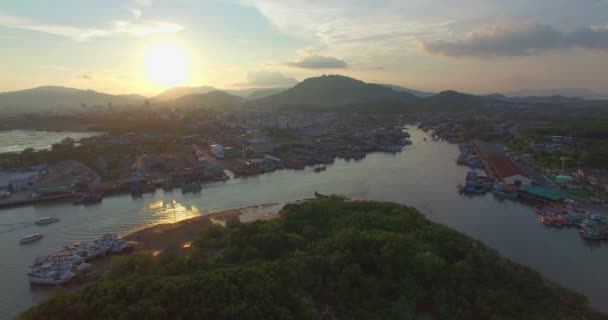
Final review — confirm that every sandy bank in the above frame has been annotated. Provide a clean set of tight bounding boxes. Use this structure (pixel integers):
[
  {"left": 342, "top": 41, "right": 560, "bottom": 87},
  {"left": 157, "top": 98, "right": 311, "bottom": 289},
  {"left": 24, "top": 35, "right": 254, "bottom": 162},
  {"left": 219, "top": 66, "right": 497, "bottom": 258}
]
[{"left": 123, "top": 200, "right": 311, "bottom": 254}]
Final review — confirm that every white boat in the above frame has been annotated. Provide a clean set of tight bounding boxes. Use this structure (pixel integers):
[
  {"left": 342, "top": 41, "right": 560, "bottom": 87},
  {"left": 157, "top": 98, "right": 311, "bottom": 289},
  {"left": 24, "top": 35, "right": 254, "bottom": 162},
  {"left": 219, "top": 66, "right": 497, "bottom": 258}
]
[
  {"left": 19, "top": 233, "right": 43, "bottom": 245},
  {"left": 26, "top": 233, "right": 137, "bottom": 285},
  {"left": 35, "top": 217, "right": 60, "bottom": 225},
  {"left": 28, "top": 271, "right": 75, "bottom": 285}
]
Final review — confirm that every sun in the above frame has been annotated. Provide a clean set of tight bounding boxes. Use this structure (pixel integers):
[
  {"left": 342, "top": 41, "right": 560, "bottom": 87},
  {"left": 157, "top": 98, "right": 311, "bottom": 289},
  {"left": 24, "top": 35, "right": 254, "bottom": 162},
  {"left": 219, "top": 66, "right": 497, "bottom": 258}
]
[{"left": 145, "top": 42, "right": 190, "bottom": 86}]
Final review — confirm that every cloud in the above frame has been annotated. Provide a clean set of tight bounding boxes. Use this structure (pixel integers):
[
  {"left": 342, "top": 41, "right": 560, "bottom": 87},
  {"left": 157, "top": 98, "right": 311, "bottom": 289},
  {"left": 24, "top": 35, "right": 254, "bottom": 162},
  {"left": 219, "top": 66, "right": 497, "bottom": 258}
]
[
  {"left": 0, "top": 13, "right": 183, "bottom": 42},
  {"left": 132, "top": 0, "right": 152, "bottom": 6},
  {"left": 111, "top": 20, "right": 182, "bottom": 37},
  {"left": 75, "top": 74, "right": 92, "bottom": 80},
  {"left": 285, "top": 55, "right": 347, "bottom": 69},
  {"left": 238, "top": 1, "right": 469, "bottom": 46},
  {"left": 130, "top": 9, "right": 142, "bottom": 19},
  {"left": 421, "top": 23, "right": 608, "bottom": 58},
  {"left": 237, "top": 70, "right": 298, "bottom": 87}
]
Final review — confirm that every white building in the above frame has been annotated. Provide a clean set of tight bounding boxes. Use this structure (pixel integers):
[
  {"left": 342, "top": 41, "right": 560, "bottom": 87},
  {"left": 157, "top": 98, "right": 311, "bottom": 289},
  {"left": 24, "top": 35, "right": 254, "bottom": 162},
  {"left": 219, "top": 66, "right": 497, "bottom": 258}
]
[{"left": 0, "top": 167, "right": 46, "bottom": 192}]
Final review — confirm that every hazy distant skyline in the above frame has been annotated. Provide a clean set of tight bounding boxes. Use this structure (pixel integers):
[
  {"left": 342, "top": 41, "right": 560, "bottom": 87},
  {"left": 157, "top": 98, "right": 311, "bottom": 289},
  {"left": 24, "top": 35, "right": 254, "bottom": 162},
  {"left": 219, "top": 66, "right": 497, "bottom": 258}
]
[{"left": 1, "top": 0, "right": 608, "bottom": 95}]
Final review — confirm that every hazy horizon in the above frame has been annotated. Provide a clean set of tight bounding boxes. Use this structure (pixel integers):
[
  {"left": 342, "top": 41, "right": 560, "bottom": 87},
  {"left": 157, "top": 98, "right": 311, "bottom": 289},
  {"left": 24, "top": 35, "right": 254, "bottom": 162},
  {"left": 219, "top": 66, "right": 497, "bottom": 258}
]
[{"left": 1, "top": 1, "right": 608, "bottom": 96}]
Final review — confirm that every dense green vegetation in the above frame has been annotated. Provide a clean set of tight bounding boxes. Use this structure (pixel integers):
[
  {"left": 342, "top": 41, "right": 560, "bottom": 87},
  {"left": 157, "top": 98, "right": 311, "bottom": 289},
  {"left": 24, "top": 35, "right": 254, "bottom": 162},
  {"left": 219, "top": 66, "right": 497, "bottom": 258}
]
[
  {"left": 509, "top": 111, "right": 608, "bottom": 169},
  {"left": 21, "top": 198, "right": 606, "bottom": 320}
]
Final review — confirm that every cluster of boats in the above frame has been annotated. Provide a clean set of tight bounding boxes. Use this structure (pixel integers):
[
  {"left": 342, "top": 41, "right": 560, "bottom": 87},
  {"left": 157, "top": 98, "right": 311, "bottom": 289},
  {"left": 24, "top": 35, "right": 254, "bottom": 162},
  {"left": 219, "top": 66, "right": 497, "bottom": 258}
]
[
  {"left": 73, "top": 193, "right": 102, "bottom": 205},
  {"left": 536, "top": 205, "right": 608, "bottom": 240},
  {"left": 491, "top": 183, "right": 519, "bottom": 200},
  {"left": 458, "top": 170, "right": 494, "bottom": 194},
  {"left": 580, "top": 214, "right": 608, "bottom": 240},
  {"left": 457, "top": 143, "right": 484, "bottom": 168},
  {"left": 27, "top": 234, "right": 136, "bottom": 285},
  {"left": 458, "top": 171, "right": 520, "bottom": 200}
]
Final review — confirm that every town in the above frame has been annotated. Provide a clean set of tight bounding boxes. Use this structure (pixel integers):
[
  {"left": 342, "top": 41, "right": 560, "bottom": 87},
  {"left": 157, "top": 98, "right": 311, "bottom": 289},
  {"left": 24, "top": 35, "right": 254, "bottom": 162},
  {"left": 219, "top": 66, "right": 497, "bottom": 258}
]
[
  {"left": 419, "top": 112, "right": 608, "bottom": 240},
  {"left": 0, "top": 110, "right": 411, "bottom": 207}
]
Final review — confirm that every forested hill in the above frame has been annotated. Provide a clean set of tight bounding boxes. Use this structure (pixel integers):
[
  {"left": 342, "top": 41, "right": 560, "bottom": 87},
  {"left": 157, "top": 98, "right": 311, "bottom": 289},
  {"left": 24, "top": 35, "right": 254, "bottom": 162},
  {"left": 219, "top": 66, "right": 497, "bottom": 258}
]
[
  {"left": 21, "top": 198, "right": 606, "bottom": 320},
  {"left": 256, "top": 75, "right": 417, "bottom": 108}
]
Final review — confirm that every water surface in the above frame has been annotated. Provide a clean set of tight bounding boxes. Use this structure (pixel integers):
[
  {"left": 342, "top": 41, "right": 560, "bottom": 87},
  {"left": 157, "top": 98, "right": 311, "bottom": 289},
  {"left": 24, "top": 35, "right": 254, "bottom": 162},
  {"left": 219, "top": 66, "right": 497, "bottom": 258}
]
[
  {"left": 0, "top": 126, "right": 606, "bottom": 318},
  {"left": 0, "top": 130, "right": 102, "bottom": 153}
]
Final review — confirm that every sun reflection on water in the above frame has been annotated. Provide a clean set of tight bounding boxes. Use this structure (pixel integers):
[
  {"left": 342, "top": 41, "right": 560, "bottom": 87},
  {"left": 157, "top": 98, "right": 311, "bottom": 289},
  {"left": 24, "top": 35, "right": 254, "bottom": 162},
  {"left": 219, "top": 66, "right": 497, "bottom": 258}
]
[{"left": 147, "top": 199, "right": 202, "bottom": 224}]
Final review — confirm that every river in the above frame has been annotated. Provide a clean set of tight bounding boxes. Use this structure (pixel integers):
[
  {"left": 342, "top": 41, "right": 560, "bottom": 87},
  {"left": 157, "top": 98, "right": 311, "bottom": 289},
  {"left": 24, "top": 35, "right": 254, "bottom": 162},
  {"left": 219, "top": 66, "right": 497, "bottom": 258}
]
[
  {"left": 0, "top": 126, "right": 606, "bottom": 318},
  {"left": 0, "top": 130, "right": 102, "bottom": 153}
]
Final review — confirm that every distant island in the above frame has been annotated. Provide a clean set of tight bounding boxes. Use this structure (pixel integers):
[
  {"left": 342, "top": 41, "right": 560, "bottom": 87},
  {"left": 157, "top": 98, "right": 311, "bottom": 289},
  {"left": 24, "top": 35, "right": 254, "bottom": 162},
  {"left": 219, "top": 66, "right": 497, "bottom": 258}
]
[{"left": 19, "top": 198, "right": 607, "bottom": 319}]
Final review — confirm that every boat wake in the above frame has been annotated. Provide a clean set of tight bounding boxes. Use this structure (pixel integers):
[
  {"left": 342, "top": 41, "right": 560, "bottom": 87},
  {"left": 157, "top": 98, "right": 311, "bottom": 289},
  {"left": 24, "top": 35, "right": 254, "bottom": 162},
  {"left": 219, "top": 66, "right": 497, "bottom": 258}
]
[{"left": 0, "top": 222, "right": 33, "bottom": 235}]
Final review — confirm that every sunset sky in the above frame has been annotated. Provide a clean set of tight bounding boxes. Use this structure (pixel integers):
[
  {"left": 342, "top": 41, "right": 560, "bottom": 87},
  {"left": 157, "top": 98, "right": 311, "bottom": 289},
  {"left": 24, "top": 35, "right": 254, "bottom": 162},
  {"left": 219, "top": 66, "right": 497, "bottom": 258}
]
[{"left": 1, "top": 0, "right": 608, "bottom": 96}]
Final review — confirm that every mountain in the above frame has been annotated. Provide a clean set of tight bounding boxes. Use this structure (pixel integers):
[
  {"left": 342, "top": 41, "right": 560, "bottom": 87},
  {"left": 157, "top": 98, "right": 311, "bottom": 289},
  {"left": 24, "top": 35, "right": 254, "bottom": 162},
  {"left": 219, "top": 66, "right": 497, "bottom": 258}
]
[
  {"left": 245, "top": 88, "right": 288, "bottom": 100},
  {"left": 174, "top": 90, "right": 246, "bottom": 110},
  {"left": 225, "top": 87, "right": 288, "bottom": 99},
  {"left": 425, "top": 90, "right": 486, "bottom": 106},
  {"left": 485, "top": 93, "right": 508, "bottom": 100},
  {"left": 154, "top": 86, "right": 216, "bottom": 101},
  {"left": 380, "top": 84, "right": 434, "bottom": 98},
  {"left": 506, "top": 88, "right": 608, "bottom": 100},
  {"left": 0, "top": 86, "right": 147, "bottom": 114},
  {"left": 257, "top": 75, "right": 417, "bottom": 108}
]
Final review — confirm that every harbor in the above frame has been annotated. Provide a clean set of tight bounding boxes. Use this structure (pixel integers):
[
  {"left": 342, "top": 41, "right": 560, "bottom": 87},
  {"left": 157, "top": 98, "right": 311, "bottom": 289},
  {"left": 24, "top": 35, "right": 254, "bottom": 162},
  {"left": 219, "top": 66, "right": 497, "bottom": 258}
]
[
  {"left": 28, "top": 234, "right": 135, "bottom": 285},
  {"left": 455, "top": 139, "right": 608, "bottom": 241},
  {"left": 1, "top": 126, "right": 607, "bottom": 318}
]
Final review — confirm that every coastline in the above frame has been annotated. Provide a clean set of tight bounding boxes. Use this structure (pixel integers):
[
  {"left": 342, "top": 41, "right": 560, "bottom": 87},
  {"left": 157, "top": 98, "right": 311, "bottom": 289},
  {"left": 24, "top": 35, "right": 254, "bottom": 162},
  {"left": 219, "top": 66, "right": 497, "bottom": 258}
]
[
  {"left": 50, "top": 201, "right": 308, "bottom": 292},
  {"left": 122, "top": 199, "right": 311, "bottom": 255}
]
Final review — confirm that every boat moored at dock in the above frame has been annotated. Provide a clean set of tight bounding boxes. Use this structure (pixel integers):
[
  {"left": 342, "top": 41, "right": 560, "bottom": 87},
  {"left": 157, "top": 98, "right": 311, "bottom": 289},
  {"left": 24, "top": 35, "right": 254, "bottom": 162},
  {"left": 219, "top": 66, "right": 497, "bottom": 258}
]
[
  {"left": 73, "top": 193, "right": 102, "bottom": 205},
  {"left": 27, "top": 234, "right": 137, "bottom": 285}
]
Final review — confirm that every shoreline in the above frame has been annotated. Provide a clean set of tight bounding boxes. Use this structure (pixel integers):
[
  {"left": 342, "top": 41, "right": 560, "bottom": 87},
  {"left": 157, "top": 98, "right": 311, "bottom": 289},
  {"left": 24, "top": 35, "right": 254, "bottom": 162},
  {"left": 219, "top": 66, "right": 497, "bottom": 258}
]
[
  {"left": 23, "top": 199, "right": 313, "bottom": 308},
  {"left": 122, "top": 199, "right": 311, "bottom": 254}
]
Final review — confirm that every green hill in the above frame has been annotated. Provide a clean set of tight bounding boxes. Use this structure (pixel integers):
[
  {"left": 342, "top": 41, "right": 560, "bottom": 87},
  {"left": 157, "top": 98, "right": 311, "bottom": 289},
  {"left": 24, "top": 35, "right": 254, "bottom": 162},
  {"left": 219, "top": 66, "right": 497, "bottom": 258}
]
[
  {"left": 380, "top": 84, "right": 435, "bottom": 98},
  {"left": 245, "top": 87, "right": 288, "bottom": 100},
  {"left": 20, "top": 198, "right": 606, "bottom": 320},
  {"left": 257, "top": 75, "right": 417, "bottom": 108},
  {"left": 153, "top": 86, "right": 216, "bottom": 101},
  {"left": 174, "top": 90, "right": 246, "bottom": 110},
  {"left": 0, "top": 86, "right": 146, "bottom": 114}
]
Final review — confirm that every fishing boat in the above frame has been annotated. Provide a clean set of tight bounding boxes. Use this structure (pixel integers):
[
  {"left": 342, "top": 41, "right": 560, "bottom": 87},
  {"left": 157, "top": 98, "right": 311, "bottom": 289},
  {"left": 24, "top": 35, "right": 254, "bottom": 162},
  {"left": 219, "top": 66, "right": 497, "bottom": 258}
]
[
  {"left": 539, "top": 216, "right": 552, "bottom": 225},
  {"left": 313, "top": 166, "right": 326, "bottom": 173},
  {"left": 27, "top": 233, "right": 137, "bottom": 285},
  {"left": 73, "top": 193, "right": 102, "bottom": 205},
  {"left": 182, "top": 182, "right": 202, "bottom": 193},
  {"left": 19, "top": 233, "right": 43, "bottom": 245},
  {"left": 28, "top": 270, "right": 76, "bottom": 285},
  {"left": 314, "top": 191, "right": 328, "bottom": 199},
  {"left": 535, "top": 205, "right": 561, "bottom": 216},
  {"left": 458, "top": 183, "right": 485, "bottom": 194},
  {"left": 35, "top": 217, "right": 60, "bottom": 225},
  {"left": 492, "top": 190, "right": 518, "bottom": 200}
]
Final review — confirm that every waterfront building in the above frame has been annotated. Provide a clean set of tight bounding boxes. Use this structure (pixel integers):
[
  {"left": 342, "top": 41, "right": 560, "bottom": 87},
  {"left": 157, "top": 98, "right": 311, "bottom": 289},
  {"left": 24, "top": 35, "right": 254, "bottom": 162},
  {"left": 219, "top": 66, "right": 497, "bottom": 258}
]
[{"left": 473, "top": 140, "right": 532, "bottom": 185}]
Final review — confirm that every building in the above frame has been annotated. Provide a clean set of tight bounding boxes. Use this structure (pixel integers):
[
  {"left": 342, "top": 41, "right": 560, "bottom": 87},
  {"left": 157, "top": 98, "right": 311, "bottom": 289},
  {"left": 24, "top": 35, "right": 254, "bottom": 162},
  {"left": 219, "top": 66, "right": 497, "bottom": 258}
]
[
  {"left": 0, "top": 166, "right": 46, "bottom": 192},
  {"left": 473, "top": 140, "right": 532, "bottom": 185},
  {"left": 485, "top": 155, "right": 533, "bottom": 185}
]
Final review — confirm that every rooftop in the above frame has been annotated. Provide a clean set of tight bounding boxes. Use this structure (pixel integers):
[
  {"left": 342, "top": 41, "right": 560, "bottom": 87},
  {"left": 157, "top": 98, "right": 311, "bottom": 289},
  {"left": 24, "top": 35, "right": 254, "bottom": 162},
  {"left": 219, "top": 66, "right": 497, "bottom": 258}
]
[
  {"left": 485, "top": 154, "right": 528, "bottom": 180},
  {"left": 520, "top": 185, "right": 563, "bottom": 201}
]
